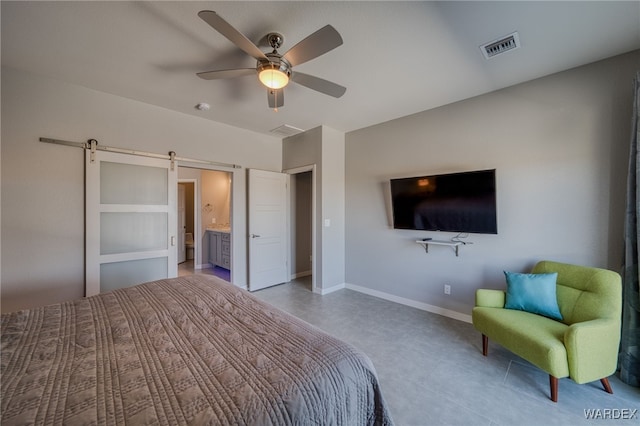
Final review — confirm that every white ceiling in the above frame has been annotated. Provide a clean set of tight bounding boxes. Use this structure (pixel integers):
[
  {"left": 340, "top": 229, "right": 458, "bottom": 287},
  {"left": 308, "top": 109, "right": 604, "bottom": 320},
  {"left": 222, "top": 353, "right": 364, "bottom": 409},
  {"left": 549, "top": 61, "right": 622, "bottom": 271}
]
[{"left": 2, "top": 1, "right": 639, "bottom": 137}]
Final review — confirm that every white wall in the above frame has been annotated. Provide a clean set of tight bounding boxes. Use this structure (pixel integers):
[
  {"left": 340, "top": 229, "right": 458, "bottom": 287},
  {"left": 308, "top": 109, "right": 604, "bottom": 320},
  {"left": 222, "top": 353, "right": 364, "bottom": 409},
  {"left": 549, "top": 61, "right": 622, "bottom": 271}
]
[
  {"left": 345, "top": 50, "right": 639, "bottom": 318},
  {"left": 1, "top": 67, "right": 282, "bottom": 313}
]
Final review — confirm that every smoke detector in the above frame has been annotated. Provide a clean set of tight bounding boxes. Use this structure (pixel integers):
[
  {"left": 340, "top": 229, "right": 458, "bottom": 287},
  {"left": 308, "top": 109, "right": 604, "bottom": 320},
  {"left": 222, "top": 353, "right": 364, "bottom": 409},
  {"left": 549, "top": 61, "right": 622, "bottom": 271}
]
[{"left": 480, "top": 32, "right": 521, "bottom": 59}]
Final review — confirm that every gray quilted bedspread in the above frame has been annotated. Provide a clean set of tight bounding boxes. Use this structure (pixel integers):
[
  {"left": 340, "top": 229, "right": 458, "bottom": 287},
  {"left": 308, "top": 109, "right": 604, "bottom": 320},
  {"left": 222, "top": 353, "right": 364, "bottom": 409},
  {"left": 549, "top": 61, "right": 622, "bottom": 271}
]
[{"left": 1, "top": 275, "right": 393, "bottom": 425}]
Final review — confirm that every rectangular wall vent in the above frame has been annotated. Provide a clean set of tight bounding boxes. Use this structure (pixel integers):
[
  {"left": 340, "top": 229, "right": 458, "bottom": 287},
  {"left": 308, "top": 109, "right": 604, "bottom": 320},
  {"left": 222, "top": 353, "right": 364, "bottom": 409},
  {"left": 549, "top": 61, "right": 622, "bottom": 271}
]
[
  {"left": 480, "top": 32, "right": 520, "bottom": 59},
  {"left": 270, "top": 124, "right": 304, "bottom": 137}
]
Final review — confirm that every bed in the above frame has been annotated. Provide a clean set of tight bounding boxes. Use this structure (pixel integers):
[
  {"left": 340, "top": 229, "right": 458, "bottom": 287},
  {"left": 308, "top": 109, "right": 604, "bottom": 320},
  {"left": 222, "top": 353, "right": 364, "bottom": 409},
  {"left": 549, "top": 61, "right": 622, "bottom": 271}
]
[{"left": 1, "top": 275, "right": 393, "bottom": 425}]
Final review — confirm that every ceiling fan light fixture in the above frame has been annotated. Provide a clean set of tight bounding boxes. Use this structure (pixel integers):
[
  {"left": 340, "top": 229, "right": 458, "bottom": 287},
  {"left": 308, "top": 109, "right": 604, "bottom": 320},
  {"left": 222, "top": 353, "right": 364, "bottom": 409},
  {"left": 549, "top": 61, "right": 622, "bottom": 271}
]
[
  {"left": 196, "top": 11, "right": 345, "bottom": 108},
  {"left": 258, "top": 67, "right": 289, "bottom": 89}
]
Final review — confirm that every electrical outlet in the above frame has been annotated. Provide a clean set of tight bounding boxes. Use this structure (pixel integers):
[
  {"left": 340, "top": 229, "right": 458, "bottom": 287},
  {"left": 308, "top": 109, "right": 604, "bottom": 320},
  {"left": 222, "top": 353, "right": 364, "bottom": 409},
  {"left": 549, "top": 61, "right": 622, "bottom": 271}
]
[{"left": 444, "top": 284, "right": 451, "bottom": 295}]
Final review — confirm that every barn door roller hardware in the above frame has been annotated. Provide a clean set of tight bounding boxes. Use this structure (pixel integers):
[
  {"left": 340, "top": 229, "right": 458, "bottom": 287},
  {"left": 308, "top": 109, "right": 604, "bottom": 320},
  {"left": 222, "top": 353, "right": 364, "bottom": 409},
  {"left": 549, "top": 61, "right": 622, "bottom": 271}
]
[{"left": 38, "top": 137, "right": 242, "bottom": 169}]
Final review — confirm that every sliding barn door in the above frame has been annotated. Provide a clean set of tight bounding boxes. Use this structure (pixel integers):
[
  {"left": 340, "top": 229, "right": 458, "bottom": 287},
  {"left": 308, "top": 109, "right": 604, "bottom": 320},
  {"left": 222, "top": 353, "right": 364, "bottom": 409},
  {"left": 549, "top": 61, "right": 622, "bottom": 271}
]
[{"left": 86, "top": 150, "right": 177, "bottom": 297}]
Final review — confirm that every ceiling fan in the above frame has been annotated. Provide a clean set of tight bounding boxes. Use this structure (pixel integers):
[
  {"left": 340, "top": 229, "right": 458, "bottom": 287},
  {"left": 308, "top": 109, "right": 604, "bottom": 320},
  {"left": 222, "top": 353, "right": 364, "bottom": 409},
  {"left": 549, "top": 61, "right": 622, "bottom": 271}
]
[{"left": 196, "top": 10, "right": 346, "bottom": 110}]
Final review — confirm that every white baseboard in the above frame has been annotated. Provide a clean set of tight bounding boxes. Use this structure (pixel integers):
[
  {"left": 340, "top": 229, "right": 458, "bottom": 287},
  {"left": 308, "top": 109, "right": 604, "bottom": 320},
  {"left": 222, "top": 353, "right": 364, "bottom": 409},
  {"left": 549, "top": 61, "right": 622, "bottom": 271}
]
[
  {"left": 292, "top": 270, "right": 312, "bottom": 279},
  {"left": 345, "top": 283, "right": 472, "bottom": 323},
  {"left": 314, "top": 283, "right": 345, "bottom": 295}
]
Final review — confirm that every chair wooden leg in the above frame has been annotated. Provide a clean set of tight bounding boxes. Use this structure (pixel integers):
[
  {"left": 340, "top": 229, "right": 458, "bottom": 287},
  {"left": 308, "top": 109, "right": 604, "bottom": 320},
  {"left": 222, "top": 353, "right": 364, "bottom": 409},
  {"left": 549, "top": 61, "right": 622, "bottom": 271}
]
[
  {"left": 600, "top": 377, "right": 613, "bottom": 394},
  {"left": 482, "top": 334, "right": 488, "bottom": 356},
  {"left": 549, "top": 375, "right": 558, "bottom": 402}
]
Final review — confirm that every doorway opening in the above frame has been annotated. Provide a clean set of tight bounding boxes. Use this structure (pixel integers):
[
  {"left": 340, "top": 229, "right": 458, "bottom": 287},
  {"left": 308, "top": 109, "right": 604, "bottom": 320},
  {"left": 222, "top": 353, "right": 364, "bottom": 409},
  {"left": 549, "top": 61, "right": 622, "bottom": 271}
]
[
  {"left": 287, "top": 166, "right": 315, "bottom": 292},
  {"left": 178, "top": 181, "right": 195, "bottom": 265},
  {"left": 177, "top": 167, "right": 233, "bottom": 283}
]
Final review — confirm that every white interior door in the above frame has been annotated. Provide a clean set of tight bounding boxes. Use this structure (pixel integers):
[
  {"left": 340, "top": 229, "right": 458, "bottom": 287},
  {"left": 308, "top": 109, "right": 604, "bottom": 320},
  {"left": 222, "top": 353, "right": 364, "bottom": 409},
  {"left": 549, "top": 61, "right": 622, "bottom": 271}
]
[
  {"left": 178, "top": 184, "right": 186, "bottom": 264},
  {"left": 86, "top": 150, "right": 177, "bottom": 296},
  {"left": 248, "top": 169, "right": 288, "bottom": 291}
]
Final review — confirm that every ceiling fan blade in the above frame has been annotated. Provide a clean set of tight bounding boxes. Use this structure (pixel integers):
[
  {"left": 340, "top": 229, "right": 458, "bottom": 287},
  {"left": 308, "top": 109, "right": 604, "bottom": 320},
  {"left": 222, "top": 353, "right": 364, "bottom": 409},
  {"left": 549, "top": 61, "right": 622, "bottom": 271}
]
[
  {"left": 198, "top": 10, "right": 267, "bottom": 61},
  {"left": 291, "top": 72, "right": 346, "bottom": 98},
  {"left": 282, "top": 25, "right": 343, "bottom": 67},
  {"left": 267, "top": 89, "right": 284, "bottom": 108},
  {"left": 197, "top": 68, "right": 256, "bottom": 80}
]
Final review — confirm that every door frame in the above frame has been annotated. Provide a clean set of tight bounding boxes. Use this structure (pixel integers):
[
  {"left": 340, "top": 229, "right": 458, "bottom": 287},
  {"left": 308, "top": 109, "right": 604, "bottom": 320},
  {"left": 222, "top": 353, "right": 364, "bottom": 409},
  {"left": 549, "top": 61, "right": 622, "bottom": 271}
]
[
  {"left": 177, "top": 164, "right": 236, "bottom": 285},
  {"left": 284, "top": 164, "right": 317, "bottom": 292},
  {"left": 177, "top": 183, "right": 186, "bottom": 264},
  {"left": 178, "top": 178, "right": 198, "bottom": 266}
]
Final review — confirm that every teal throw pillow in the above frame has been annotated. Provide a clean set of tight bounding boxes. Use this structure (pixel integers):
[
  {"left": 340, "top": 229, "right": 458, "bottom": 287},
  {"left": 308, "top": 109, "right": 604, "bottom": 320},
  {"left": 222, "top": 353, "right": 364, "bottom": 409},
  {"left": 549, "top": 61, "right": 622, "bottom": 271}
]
[{"left": 503, "top": 271, "right": 563, "bottom": 320}]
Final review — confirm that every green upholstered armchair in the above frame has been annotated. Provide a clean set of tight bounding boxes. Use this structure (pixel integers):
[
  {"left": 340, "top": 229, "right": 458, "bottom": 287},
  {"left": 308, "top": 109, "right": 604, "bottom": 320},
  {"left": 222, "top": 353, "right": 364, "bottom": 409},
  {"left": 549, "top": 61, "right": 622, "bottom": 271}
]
[{"left": 472, "top": 260, "right": 622, "bottom": 402}]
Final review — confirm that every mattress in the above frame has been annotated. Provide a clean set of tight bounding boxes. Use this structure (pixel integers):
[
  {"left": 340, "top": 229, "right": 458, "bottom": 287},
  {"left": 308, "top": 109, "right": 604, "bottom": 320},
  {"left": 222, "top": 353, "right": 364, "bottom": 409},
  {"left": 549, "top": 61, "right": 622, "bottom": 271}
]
[{"left": 1, "top": 275, "right": 393, "bottom": 425}]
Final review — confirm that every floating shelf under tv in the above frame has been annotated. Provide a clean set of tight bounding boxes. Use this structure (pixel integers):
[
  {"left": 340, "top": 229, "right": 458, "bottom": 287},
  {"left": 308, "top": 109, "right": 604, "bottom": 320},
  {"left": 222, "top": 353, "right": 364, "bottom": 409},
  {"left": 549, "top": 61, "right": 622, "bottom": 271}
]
[{"left": 416, "top": 240, "right": 463, "bottom": 257}]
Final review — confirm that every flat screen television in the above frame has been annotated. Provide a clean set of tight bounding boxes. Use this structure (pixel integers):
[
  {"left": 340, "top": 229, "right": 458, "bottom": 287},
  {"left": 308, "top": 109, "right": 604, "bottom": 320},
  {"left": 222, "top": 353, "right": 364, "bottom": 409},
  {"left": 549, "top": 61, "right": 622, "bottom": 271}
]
[{"left": 390, "top": 169, "right": 497, "bottom": 234}]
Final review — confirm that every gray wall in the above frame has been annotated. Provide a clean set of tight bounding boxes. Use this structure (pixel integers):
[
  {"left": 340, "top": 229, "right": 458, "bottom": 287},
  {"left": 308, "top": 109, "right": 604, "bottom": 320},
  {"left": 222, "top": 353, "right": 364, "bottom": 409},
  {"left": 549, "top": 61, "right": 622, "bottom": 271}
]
[
  {"left": 1, "top": 67, "right": 282, "bottom": 313},
  {"left": 345, "top": 50, "right": 639, "bottom": 318},
  {"left": 321, "top": 126, "right": 346, "bottom": 290},
  {"left": 2, "top": 50, "right": 637, "bottom": 318},
  {"left": 283, "top": 126, "right": 346, "bottom": 292}
]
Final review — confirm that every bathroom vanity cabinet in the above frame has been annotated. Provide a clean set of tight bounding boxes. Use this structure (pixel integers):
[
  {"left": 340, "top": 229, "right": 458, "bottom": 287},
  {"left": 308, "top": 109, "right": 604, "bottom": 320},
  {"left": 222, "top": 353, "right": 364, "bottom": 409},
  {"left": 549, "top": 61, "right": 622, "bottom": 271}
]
[{"left": 207, "top": 229, "right": 231, "bottom": 270}]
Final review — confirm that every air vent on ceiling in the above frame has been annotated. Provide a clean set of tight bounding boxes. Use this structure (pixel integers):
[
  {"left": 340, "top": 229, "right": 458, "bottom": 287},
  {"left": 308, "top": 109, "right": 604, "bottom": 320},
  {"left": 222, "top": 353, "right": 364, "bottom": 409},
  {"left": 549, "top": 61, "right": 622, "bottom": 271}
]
[
  {"left": 480, "top": 32, "right": 520, "bottom": 59},
  {"left": 270, "top": 124, "right": 304, "bottom": 137}
]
